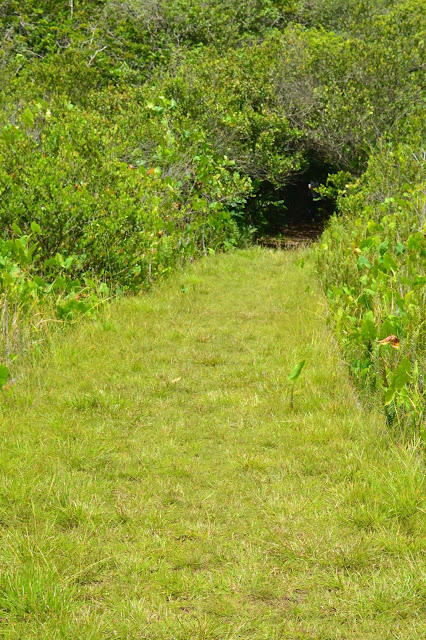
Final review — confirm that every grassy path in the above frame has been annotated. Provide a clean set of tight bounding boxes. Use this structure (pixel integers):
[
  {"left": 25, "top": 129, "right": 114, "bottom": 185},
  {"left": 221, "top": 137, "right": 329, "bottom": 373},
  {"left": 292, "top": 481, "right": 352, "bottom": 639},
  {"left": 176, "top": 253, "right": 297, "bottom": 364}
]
[{"left": 0, "top": 249, "right": 424, "bottom": 639}]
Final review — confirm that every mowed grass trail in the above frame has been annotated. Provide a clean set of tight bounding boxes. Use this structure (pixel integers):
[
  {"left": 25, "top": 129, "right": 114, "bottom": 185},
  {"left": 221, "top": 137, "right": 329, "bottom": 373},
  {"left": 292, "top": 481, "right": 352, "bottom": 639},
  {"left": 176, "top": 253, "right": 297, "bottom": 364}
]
[{"left": 0, "top": 248, "right": 424, "bottom": 639}]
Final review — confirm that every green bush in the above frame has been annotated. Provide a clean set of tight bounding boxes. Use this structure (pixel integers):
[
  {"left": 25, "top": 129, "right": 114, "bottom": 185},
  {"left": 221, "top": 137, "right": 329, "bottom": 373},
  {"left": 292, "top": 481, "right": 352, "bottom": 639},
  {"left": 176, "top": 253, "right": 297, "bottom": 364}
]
[
  {"left": 0, "top": 98, "right": 250, "bottom": 292},
  {"left": 317, "top": 124, "right": 425, "bottom": 440}
]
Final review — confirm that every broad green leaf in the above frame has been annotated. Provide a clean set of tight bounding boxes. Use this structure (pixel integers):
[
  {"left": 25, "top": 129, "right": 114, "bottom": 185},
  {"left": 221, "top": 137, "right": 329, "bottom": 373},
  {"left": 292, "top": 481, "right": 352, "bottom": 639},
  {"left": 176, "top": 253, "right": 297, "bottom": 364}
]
[
  {"left": 2, "top": 272, "right": 14, "bottom": 287},
  {"left": 392, "top": 357, "right": 411, "bottom": 391},
  {"left": 33, "top": 275, "right": 46, "bottom": 287},
  {"left": 378, "top": 240, "right": 389, "bottom": 255},
  {"left": 0, "top": 365, "right": 9, "bottom": 388},
  {"left": 360, "top": 238, "right": 374, "bottom": 250},
  {"left": 55, "top": 253, "right": 65, "bottom": 267},
  {"left": 361, "top": 311, "right": 377, "bottom": 341},
  {"left": 31, "top": 221, "right": 42, "bottom": 234},
  {"left": 407, "top": 233, "right": 423, "bottom": 250},
  {"left": 22, "top": 108, "right": 35, "bottom": 128},
  {"left": 357, "top": 255, "right": 371, "bottom": 270},
  {"left": 384, "top": 386, "right": 396, "bottom": 405},
  {"left": 288, "top": 360, "right": 306, "bottom": 382},
  {"left": 382, "top": 252, "right": 398, "bottom": 271}
]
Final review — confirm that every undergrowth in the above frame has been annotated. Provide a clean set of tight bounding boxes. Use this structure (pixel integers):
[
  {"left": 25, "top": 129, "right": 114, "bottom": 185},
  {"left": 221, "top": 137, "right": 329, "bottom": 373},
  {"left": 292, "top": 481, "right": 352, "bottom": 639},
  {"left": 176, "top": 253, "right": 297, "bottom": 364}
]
[{"left": 317, "top": 124, "right": 425, "bottom": 442}]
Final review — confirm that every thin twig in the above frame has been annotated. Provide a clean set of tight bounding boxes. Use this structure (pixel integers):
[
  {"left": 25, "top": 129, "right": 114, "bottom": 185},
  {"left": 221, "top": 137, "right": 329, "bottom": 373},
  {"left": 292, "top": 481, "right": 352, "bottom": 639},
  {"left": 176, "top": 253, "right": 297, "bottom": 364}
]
[{"left": 87, "top": 46, "right": 107, "bottom": 67}]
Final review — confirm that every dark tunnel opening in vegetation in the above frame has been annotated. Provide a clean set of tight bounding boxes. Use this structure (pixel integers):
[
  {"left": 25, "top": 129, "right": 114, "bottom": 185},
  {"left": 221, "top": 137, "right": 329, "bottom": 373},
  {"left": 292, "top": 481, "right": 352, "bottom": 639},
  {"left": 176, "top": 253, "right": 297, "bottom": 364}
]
[{"left": 241, "top": 161, "right": 338, "bottom": 246}]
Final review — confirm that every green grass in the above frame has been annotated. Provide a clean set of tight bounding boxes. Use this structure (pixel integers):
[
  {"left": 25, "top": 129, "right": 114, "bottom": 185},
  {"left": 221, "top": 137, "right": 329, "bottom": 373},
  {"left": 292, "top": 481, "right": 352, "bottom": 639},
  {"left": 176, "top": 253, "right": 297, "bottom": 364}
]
[{"left": 0, "top": 248, "right": 424, "bottom": 639}]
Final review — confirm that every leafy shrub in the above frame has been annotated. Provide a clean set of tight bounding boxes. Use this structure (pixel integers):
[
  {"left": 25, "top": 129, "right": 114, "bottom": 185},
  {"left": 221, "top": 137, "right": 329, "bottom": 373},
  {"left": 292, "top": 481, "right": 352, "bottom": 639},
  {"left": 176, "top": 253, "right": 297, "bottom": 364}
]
[
  {"left": 317, "top": 125, "right": 425, "bottom": 440},
  {"left": 0, "top": 99, "right": 249, "bottom": 291},
  {"left": 0, "top": 223, "right": 109, "bottom": 383}
]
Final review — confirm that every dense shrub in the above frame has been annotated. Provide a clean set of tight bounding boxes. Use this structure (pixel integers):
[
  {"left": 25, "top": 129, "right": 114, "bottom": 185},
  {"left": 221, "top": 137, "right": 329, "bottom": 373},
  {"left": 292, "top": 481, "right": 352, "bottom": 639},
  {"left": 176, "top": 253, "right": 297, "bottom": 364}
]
[
  {"left": 0, "top": 98, "right": 249, "bottom": 291},
  {"left": 317, "top": 123, "right": 425, "bottom": 439}
]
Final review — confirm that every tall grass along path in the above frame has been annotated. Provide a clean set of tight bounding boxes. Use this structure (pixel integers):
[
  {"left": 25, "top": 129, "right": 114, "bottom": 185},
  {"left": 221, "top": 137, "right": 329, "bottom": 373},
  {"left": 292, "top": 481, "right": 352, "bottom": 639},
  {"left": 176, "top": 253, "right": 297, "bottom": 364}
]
[{"left": 0, "top": 248, "right": 424, "bottom": 639}]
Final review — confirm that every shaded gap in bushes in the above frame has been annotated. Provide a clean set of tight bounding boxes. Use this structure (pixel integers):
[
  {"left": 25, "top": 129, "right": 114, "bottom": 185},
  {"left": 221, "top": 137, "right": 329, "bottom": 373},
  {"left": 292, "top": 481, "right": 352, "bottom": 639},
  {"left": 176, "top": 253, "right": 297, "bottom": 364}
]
[{"left": 242, "top": 159, "right": 338, "bottom": 244}]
